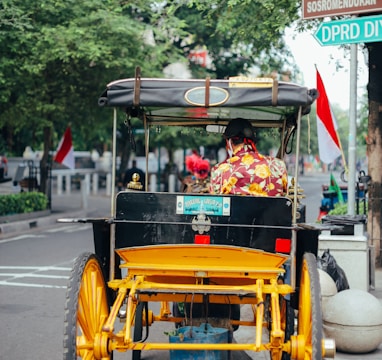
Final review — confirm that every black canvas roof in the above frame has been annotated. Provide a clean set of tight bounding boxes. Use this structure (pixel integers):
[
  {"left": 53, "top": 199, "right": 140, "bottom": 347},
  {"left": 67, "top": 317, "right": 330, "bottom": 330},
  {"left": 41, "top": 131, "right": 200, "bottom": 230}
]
[{"left": 98, "top": 73, "right": 317, "bottom": 128}]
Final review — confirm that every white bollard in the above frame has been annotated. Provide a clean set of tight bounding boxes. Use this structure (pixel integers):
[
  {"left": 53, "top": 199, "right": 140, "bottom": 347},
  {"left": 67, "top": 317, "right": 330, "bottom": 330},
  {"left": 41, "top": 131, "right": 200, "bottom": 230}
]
[
  {"left": 81, "top": 179, "right": 88, "bottom": 209},
  {"left": 168, "top": 174, "right": 175, "bottom": 192},
  {"left": 150, "top": 174, "right": 157, "bottom": 192},
  {"left": 84, "top": 174, "right": 91, "bottom": 195},
  {"left": 57, "top": 174, "right": 63, "bottom": 195},
  {"left": 65, "top": 174, "right": 71, "bottom": 194},
  {"left": 92, "top": 173, "right": 99, "bottom": 195},
  {"left": 106, "top": 173, "right": 112, "bottom": 196}
]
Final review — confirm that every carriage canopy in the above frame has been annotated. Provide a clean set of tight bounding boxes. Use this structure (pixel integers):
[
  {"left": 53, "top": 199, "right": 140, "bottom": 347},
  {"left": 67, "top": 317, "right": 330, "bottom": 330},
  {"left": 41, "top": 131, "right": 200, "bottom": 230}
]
[{"left": 98, "top": 69, "right": 318, "bottom": 129}]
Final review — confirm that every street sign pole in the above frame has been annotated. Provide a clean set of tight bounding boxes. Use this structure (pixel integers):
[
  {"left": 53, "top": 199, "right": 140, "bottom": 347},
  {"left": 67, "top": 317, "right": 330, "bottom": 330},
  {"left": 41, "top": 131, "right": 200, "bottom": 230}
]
[{"left": 348, "top": 43, "right": 358, "bottom": 215}]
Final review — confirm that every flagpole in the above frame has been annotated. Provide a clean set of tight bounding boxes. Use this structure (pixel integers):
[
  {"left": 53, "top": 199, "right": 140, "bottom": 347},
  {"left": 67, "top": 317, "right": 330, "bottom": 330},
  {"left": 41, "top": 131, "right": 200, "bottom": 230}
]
[
  {"left": 347, "top": 43, "right": 358, "bottom": 215},
  {"left": 109, "top": 107, "right": 117, "bottom": 281},
  {"left": 111, "top": 108, "right": 117, "bottom": 216},
  {"left": 338, "top": 136, "right": 348, "bottom": 173}
]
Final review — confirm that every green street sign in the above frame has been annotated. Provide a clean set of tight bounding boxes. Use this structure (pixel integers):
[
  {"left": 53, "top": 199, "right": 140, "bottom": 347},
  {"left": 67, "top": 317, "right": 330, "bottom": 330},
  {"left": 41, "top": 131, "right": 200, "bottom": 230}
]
[{"left": 314, "top": 14, "right": 382, "bottom": 46}]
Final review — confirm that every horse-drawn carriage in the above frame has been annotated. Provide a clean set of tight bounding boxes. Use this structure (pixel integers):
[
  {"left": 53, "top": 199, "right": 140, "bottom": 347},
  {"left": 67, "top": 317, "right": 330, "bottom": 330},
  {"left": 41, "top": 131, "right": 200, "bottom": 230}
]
[{"left": 61, "top": 69, "right": 335, "bottom": 359}]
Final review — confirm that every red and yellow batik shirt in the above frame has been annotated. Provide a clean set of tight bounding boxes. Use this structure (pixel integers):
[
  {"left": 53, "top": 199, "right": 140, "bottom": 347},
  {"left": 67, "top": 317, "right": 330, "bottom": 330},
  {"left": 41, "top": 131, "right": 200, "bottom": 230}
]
[{"left": 209, "top": 144, "right": 288, "bottom": 196}]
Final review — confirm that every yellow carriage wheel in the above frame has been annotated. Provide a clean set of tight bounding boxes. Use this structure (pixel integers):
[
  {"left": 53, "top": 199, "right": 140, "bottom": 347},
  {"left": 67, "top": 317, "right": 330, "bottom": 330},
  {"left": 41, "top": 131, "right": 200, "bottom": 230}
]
[
  {"left": 63, "top": 252, "right": 111, "bottom": 360},
  {"left": 296, "top": 253, "right": 323, "bottom": 360}
]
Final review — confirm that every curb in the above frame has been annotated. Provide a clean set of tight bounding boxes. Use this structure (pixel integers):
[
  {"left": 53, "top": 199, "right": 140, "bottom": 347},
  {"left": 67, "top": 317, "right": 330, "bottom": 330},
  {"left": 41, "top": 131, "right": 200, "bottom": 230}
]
[
  {"left": 0, "top": 210, "right": 87, "bottom": 236},
  {"left": 0, "top": 210, "right": 51, "bottom": 223}
]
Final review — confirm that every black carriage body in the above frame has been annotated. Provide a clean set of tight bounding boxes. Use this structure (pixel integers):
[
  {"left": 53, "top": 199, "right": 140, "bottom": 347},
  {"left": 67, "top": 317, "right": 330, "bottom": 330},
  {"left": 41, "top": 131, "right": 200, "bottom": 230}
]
[
  {"left": 91, "top": 191, "right": 319, "bottom": 294},
  {"left": 115, "top": 192, "right": 292, "bottom": 252}
]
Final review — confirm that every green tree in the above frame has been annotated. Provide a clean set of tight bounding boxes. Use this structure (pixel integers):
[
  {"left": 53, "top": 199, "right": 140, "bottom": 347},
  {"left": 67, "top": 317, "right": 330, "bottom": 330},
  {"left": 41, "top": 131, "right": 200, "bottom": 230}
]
[
  {"left": 149, "top": 126, "right": 222, "bottom": 164},
  {"left": 171, "top": 1, "right": 300, "bottom": 79},
  {"left": 1, "top": 0, "right": 305, "bottom": 178},
  {"left": 0, "top": 0, "right": 183, "bottom": 192}
]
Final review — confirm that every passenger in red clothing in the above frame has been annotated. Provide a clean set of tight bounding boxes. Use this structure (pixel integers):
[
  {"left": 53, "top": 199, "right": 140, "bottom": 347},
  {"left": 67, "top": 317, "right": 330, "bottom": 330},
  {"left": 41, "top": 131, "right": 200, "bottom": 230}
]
[
  {"left": 181, "top": 151, "right": 210, "bottom": 193},
  {"left": 209, "top": 118, "right": 287, "bottom": 196}
]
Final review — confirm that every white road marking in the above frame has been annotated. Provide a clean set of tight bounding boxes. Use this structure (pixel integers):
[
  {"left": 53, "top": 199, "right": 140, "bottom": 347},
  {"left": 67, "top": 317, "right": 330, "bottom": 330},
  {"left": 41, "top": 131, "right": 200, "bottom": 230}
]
[
  {"left": 0, "top": 281, "right": 66, "bottom": 289},
  {"left": 0, "top": 273, "right": 68, "bottom": 279},
  {"left": 0, "top": 265, "right": 71, "bottom": 288},
  {"left": 0, "top": 224, "right": 91, "bottom": 243},
  {"left": 44, "top": 224, "right": 91, "bottom": 233},
  {"left": 0, "top": 234, "right": 46, "bottom": 243},
  {"left": 64, "top": 225, "right": 91, "bottom": 233},
  {"left": 0, "top": 266, "right": 71, "bottom": 271}
]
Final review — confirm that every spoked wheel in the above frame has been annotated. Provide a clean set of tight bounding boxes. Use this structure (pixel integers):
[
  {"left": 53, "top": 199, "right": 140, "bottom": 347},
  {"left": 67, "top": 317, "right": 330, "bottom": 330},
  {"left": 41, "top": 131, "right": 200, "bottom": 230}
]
[
  {"left": 63, "top": 252, "right": 111, "bottom": 360},
  {"left": 295, "top": 252, "right": 323, "bottom": 360},
  {"left": 132, "top": 302, "right": 147, "bottom": 360}
]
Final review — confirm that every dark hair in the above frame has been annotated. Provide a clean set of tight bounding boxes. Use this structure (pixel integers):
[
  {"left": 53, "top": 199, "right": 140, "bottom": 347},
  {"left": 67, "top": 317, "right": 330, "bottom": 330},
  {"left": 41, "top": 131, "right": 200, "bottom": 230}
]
[{"left": 224, "top": 118, "right": 256, "bottom": 143}]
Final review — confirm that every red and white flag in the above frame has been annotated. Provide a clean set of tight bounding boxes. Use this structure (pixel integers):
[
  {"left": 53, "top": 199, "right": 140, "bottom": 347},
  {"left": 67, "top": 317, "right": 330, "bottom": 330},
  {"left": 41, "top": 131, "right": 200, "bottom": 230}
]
[
  {"left": 54, "top": 127, "right": 75, "bottom": 169},
  {"left": 316, "top": 69, "right": 342, "bottom": 164}
]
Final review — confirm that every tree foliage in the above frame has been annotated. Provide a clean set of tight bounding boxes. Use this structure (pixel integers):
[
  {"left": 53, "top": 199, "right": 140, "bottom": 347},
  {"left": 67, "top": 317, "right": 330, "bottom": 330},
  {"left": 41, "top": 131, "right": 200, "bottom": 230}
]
[
  {"left": 0, "top": 0, "right": 183, "bottom": 155},
  {"left": 1, "top": 0, "right": 306, "bottom": 175},
  {"left": 170, "top": 1, "right": 301, "bottom": 78}
]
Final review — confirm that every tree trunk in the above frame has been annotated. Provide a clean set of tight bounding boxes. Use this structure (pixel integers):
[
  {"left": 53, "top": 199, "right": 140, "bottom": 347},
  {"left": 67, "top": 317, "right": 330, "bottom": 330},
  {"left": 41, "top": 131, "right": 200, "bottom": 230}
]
[{"left": 366, "top": 41, "right": 382, "bottom": 266}]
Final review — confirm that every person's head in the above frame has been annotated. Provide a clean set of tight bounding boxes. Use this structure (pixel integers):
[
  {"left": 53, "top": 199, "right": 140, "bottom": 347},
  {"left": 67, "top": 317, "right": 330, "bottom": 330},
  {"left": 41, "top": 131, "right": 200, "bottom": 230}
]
[
  {"left": 224, "top": 118, "right": 256, "bottom": 154},
  {"left": 132, "top": 160, "right": 137, "bottom": 167}
]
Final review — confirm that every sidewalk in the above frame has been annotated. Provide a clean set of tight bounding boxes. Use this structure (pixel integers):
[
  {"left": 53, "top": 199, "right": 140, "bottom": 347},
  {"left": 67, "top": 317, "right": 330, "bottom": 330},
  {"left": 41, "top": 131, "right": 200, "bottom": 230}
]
[
  {"left": 1, "top": 187, "right": 382, "bottom": 358},
  {"left": 0, "top": 184, "right": 113, "bottom": 236}
]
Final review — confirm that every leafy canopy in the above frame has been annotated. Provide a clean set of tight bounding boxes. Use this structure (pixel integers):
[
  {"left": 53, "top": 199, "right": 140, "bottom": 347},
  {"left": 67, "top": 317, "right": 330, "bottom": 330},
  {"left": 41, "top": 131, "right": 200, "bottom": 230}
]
[{"left": 1, "top": 0, "right": 306, "bottom": 164}]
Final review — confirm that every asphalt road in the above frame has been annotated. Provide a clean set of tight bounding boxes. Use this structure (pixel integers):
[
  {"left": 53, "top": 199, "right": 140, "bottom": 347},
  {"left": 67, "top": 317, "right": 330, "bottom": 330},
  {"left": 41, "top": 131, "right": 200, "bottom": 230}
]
[{"left": 0, "top": 223, "right": 95, "bottom": 360}]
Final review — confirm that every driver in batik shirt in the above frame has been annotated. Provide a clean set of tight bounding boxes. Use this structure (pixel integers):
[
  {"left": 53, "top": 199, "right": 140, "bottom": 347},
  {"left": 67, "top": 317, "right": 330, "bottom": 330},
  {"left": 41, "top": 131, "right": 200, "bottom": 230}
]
[{"left": 209, "top": 118, "right": 288, "bottom": 196}]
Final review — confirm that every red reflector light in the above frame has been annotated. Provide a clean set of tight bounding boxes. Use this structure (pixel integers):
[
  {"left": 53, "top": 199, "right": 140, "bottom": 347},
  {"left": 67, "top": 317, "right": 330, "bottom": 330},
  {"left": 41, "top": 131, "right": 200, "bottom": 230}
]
[
  {"left": 275, "top": 238, "right": 291, "bottom": 253},
  {"left": 194, "top": 235, "right": 210, "bottom": 244}
]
